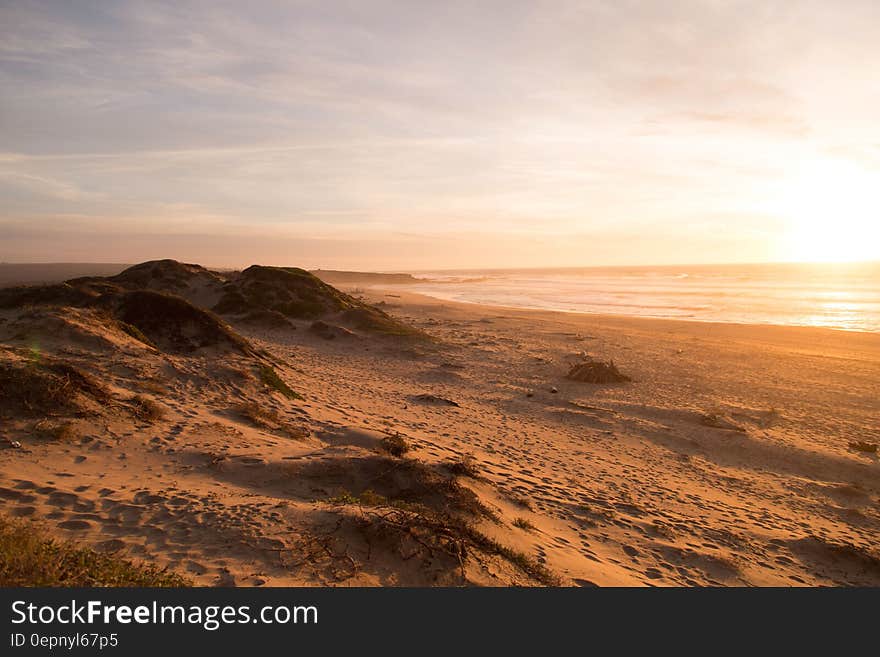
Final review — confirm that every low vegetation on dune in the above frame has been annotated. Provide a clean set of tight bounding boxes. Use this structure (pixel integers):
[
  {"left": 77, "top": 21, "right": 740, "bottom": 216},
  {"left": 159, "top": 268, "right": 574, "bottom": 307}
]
[
  {"left": 0, "top": 265, "right": 256, "bottom": 357},
  {"left": 112, "top": 290, "right": 253, "bottom": 355},
  {"left": 0, "top": 358, "right": 109, "bottom": 417},
  {"left": 106, "top": 259, "right": 223, "bottom": 293},
  {"left": 349, "top": 504, "right": 559, "bottom": 586},
  {"left": 258, "top": 364, "right": 302, "bottom": 399},
  {"left": 381, "top": 433, "right": 410, "bottom": 457},
  {"left": 299, "top": 454, "right": 491, "bottom": 520},
  {"left": 130, "top": 395, "right": 166, "bottom": 422},
  {"left": 214, "top": 265, "right": 357, "bottom": 319},
  {"left": 315, "top": 454, "right": 557, "bottom": 585},
  {"left": 34, "top": 420, "right": 79, "bottom": 442},
  {"left": 512, "top": 517, "right": 536, "bottom": 532},
  {"left": 0, "top": 283, "right": 97, "bottom": 310},
  {"left": 212, "top": 264, "right": 427, "bottom": 338},
  {"left": 0, "top": 515, "right": 189, "bottom": 587},
  {"left": 444, "top": 454, "right": 481, "bottom": 478},
  {"left": 1, "top": 259, "right": 426, "bottom": 342}
]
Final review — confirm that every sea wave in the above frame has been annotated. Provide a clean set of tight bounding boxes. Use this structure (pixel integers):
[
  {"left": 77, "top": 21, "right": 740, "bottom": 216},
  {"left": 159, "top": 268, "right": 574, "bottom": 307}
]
[{"left": 397, "top": 262, "right": 880, "bottom": 332}]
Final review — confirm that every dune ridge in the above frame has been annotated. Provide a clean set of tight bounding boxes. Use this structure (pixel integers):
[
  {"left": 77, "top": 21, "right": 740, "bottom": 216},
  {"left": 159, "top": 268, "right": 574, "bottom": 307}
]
[{"left": 1, "top": 260, "right": 879, "bottom": 586}]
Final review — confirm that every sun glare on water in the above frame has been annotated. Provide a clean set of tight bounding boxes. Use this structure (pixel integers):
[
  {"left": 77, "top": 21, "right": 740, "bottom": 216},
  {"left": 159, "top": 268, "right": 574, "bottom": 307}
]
[{"left": 774, "top": 158, "right": 880, "bottom": 263}]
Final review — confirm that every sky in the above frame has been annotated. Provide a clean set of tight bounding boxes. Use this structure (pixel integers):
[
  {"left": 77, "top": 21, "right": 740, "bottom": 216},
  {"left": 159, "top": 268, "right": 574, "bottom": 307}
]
[{"left": 1, "top": 0, "right": 879, "bottom": 270}]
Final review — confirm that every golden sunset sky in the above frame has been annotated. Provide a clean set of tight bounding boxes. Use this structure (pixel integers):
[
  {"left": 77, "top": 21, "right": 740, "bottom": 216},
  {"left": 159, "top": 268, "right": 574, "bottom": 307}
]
[{"left": 1, "top": 1, "right": 878, "bottom": 269}]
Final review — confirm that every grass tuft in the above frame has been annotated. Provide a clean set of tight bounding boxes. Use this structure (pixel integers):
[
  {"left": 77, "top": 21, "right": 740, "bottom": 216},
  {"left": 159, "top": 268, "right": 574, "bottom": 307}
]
[
  {"left": 258, "top": 365, "right": 302, "bottom": 400},
  {"left": 0, "top": 360, "right": 109, "bottom": 416},
  {"left": 508, "top": 493, "right": 533, "bottom": 510},
  {"left": 0, "top": 515, "right": 189, "bottom": 587},
  {"left": 328, "top": 489, "right": 388, "bottom": 506},
  {"left": 131, "top": 395, "right": 165, "bottom": 422},
  {"left": 381, "top": 433, "right": 410, "bottom": 457},
  {"left": 445, "top": 454, "right": 481, "bottom": 478},
  {"left": 34, "top": 420, "right": 79, "bottom": 442},
  {"left": 512, "top": 517, "right": 536, "bottom": 532},
  {"left": 118, "top": 321, "right": 157, "bottom": 349}
]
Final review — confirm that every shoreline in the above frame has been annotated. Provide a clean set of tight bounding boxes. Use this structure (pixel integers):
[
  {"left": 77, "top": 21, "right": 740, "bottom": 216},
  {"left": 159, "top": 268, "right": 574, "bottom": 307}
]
[
  {"left": 370, "top": 283, "right": 880, "bottom": 336},
  {"left": 364, "top": 287, "right": 880, "bottom": 354}
]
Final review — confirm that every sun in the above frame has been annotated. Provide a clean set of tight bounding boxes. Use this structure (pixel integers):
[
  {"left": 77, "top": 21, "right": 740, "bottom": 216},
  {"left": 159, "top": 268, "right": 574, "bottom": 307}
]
[{"left": 773, "top": 158, "right": 880, "bottom": 263}]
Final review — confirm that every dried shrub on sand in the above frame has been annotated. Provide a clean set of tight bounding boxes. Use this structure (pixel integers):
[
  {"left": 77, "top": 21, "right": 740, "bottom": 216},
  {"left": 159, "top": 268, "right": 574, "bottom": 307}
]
[
  {"left": 306, "top": 455, "right": 491, "bottom": 519},
  {"left": 131, "top": 395, "right": 165, "bottom": 422},
  {"left": 444, "top": 454, "right": 481, "bottom": 478},
  {"left": 34, "top": 420, "right": 79, "bottom": 442},
  {"left": 512, "top": 517, "right": 536, "bottom": 531},
  {"left": 295, "top": 454, "right": 558, "bottom": 585},
  {"left": 352, "top": 506, "right": 559, "bottom": 586},
  {"left": 566, "top": 359, "right": 631, "bottom": 384},
  {"left": 381, "top": 433, "right": 410, "bottom": 457}
]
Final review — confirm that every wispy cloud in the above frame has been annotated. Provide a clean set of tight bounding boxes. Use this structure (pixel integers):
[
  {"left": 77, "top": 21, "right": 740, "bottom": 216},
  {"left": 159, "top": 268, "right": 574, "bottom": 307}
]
[{"left": 1, "top": 0, "right": 879, "bottom": 266}]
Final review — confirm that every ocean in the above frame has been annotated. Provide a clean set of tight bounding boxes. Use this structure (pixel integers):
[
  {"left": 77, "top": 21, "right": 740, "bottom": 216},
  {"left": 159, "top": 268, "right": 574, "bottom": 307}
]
[{"left": 396, "top": 262, "right": 880, "bottom": 333}]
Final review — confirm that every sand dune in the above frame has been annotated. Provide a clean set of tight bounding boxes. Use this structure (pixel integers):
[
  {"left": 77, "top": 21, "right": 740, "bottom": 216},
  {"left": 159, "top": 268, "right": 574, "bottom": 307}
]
[{"left": 1, "top": 261, "right": 879, "bottom": 586}]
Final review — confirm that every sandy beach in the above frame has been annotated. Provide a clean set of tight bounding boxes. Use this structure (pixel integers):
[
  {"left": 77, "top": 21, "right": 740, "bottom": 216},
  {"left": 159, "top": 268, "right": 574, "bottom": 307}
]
[{"left": 1, "top": 263, "right": 878, "bottom": 587}]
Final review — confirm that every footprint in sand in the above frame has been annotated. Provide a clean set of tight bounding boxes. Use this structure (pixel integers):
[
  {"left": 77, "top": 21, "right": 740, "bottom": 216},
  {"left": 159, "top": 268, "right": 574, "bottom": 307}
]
[
  {"left": 623, "top": 545, "right": 641, "bottom": 557},
  {"left": 644, "top": 567, "right": 664, "bottom": 580},
  {"left": 57, "top": 519, "right": 92, "bottom": 530},
  {"left": 46, "top": 491, "right": 78, "bottom": 507},
  {"left": 0, "top": 487, "right": 37, "bottom": 503},
  {"left": 106, "top": 503, "right": 144, "bottom": 524},
  {"left": 11, "top": 506, "right": 36, "bottom": 517},
  {"left": 133, "top": 491, "right": 165, "bottom": 505}
]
